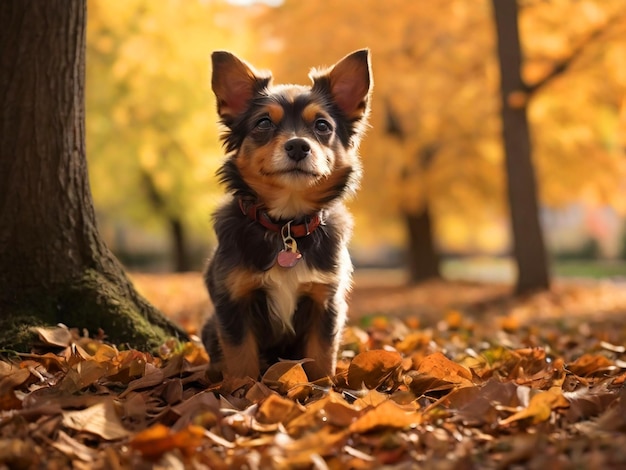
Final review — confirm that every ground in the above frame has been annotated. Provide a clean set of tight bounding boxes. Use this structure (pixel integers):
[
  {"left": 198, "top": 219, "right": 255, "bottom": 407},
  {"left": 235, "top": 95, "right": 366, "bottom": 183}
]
[{"left": 2, "top": 271, "right": 626, "bottom": 468}]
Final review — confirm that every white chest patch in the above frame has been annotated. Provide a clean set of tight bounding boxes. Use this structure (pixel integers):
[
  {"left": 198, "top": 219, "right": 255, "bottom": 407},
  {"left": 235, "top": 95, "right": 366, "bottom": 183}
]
[{"left": 260, "top": 259, "right": 336, "bottom": 334}]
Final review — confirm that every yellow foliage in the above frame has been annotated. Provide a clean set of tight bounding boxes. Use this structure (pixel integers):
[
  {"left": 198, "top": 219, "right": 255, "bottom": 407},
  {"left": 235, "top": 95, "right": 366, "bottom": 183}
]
[{"left": 86, "top": 0, "right": 626, "bottom": 255}]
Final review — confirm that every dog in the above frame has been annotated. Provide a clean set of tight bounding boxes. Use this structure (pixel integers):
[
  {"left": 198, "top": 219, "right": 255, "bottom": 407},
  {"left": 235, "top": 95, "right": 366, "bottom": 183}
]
[{"left": 202, "top": 49, "right": 372, "bottom": 381}]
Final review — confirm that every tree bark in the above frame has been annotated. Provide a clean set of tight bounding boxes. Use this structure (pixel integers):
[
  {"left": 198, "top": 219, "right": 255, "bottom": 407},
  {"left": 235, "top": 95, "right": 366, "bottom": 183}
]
[
  {"left": 385, "top": 100, "right": 442, "bottom": 284},
  {"left": 404, "top": 208, "right": 441, "bottom": 284},
  {"left": 0, "top": 0, "right": 186, "bottom": 351},
  {"left": 170, "top": 217, "right": 191, "bottom": 272},
  {"left": 491, "top": 0, "right": 550, "bottom": 294},
  {"left": 141, "top": 170, "right": 191, "bottom": 272}
]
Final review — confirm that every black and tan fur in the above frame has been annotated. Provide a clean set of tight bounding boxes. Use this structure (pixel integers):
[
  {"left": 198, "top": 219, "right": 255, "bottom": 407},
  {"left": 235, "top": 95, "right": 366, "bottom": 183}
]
[{"left": 202, "top": 50, "right": 372, "bottom": 381}]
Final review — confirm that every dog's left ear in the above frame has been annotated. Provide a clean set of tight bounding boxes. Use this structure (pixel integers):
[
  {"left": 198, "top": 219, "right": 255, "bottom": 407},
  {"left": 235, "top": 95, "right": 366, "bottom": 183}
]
[{"left": 312, "top": 49, "right": 372, "bottom": 119}]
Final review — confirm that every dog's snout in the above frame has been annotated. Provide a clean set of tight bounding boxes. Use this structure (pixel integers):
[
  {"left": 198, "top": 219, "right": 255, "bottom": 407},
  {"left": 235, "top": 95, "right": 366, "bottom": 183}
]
[{"left": 284, "top": 138, "right": 311, "bottom": 162}]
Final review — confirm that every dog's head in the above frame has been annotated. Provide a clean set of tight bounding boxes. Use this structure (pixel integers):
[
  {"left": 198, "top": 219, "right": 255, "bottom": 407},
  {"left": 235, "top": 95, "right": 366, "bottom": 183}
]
[{"left": 211, "top": 50, "right": 372, "bottom": 219}]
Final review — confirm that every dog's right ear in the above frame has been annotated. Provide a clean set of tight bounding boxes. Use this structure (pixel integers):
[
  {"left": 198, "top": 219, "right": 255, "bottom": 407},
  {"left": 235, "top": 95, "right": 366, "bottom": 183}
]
[{"left": 211, "top": 52, "right": 271, "bottom": 125}]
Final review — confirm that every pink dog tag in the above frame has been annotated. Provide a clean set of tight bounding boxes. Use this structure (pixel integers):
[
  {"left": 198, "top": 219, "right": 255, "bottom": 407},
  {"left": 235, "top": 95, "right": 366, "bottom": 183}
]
[
  {"left": 278, "top": 221, "right": 302, "bottom": 268},
  {"left": 277, "top": 249, "right": 302, "bottom": 268}
]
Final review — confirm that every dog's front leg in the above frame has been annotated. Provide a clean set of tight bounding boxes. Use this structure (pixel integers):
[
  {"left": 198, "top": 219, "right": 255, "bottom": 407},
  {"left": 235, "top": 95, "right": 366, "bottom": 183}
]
[
  {"left": 218, "top": 327, "right": 260, "bottom": 380},
  {"left": 294, "top": 288, "right": 347, "bottom": 381}
]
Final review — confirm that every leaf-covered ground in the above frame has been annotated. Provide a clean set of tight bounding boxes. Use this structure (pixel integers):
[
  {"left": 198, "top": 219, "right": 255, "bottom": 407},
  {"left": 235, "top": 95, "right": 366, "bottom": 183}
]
[{"left": 2, "top": 274, "right": 626, "bottom": 469}]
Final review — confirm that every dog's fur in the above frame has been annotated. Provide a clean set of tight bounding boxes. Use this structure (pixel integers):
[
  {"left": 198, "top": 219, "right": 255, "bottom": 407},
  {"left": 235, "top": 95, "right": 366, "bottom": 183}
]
[{"left": 202, "top": 50, "right": 372, "bottom": 381}]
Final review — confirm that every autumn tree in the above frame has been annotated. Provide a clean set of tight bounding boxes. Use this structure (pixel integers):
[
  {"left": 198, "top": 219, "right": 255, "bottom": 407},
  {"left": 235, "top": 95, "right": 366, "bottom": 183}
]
[
  {"left": 256, "top": 0, "right": 503, "bottom": 280},
  {"left": 0, "top": 0, "right": 185, "bottom": 350},
  {"left": 492, "top": 0, "right": 550, "bottom": 294},
  {"left": 86, "top": 0, "right": 257, "bottom": 271},
  {"left": 492, "top": 0, "right": 626, "bottom": 293},
  {"left": 255, "top": 0, "right": 626, "bottom": 287}
]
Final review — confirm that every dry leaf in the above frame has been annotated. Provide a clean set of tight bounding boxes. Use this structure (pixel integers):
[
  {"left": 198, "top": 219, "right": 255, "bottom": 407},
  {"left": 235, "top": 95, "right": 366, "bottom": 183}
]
[
  {"left": 262, "top": 360, "right": 309, "bottom": 394},
  {"left": 51, "top": 430, "right": 97, "bottom": 462},
  {"left": 417, "top": 352, "right": 472, "bottom": 383},
  {"left": 257, "top": 393, "right": 301, "bottom": 425},
  {"left": 349, "top": 399, "right": 420, "bottom": 433},
  {"left": 62, "top": 400, "right": 130, "bottom": 440},
  {"left": 347, "top": 350, "right": 403, "bottom": 389},
  {"left": 567, "top": 354, "right": 615, "bottom": 377},
  {"left": 499, "top": 387, "right": 569, "bottom": 426},
  {"left": 34, "top": 326, "right": 73, "bottom": 348},
  {"left": 130, "top": 423, "right": 206, "bottom": 459}
]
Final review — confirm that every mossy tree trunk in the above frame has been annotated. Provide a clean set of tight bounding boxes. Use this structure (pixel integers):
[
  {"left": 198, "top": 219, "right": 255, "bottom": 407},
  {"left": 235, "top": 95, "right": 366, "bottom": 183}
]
[{"left": 0, "top": 0, "right": 186, "bottom": 351}]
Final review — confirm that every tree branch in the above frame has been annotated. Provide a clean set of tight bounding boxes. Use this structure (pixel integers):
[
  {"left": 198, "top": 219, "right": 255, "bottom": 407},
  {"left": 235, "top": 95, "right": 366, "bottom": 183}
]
[{"left": 526, "top": 12, "right": 626, "bottom": 96}]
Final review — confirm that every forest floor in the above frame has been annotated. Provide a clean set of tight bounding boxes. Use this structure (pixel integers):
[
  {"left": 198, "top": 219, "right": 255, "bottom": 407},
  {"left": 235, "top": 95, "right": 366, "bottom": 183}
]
[{"left": 2, "top": 271, "right": 626, "bottom": 468}]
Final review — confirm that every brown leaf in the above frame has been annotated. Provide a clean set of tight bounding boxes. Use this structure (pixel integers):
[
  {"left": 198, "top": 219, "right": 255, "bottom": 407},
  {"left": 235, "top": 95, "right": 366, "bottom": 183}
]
[
  {"left": 0, "top": 361, "right": 31, "bottom": 395},
  {"left": 62, "top": 400, "right": 130, "bottom": 440},
  {"left": 262, "top": 360, "right": 309, "bottom": 394},
  {"left": 567, "top": 354, "right": 615, "bottom": 377},
  {"left": 118, "top": 365, "right": 164, "bottom": 398},
  {"left": 349, "top": 399, "right": 420, "bottom": 434},
  {"left": 50, "top": 430, "right": 97, "bottom": 462},
  {"left": 564, "top": 385, "right": 620, "bottom": 423},
  {"left": 34, "top": 325, "right": 73, "bottom": 348},
  {"left": 434, "top": 379, "right": 519, "bottom": 425},
  {"left": 347, "top": 350, "right": 403, "bottom": 389}
]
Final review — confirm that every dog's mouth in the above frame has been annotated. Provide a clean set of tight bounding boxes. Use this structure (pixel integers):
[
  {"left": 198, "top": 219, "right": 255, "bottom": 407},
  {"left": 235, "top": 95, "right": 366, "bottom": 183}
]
[{"left": 264, "top": 168, "right": 322, "bottom": 178}]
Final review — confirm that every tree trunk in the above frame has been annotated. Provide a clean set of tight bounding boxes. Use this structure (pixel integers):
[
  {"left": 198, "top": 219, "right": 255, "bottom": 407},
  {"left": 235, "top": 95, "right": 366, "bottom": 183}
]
[
  {"left": 491, "top": 0, "right": 551, "bottom": 294},
  {"left": 170, "top": 217, "right": 191, "bottom": 272},
  {"left": 0, "top": 0, "right": 186, "bottom": 351},
  {"left": 404, "top": 208, "right": 441, "bottom": 284},
  {"left": 141, "top": 170, "right": 191, "bottom": 272}
]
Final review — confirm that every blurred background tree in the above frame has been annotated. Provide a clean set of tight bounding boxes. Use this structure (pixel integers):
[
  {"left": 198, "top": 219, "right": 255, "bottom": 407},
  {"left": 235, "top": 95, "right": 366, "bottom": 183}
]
[
  {"left": 87, "top": 0, "right": 259, "bottom": 271},
  {"left": 85, "top": 0, "right": 626, "bottom": 288}
]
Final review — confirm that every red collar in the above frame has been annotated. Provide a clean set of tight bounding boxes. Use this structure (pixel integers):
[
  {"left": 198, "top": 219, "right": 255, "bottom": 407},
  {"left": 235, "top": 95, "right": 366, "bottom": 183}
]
[{"left": 238, "top": 198, "right": 322, "bottom": 238}]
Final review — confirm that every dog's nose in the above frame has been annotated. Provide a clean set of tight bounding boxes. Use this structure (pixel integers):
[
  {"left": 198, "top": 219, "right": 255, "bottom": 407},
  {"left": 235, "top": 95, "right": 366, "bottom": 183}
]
[{"left": 284, "top": 138, "right": 311, "bottom": 162}]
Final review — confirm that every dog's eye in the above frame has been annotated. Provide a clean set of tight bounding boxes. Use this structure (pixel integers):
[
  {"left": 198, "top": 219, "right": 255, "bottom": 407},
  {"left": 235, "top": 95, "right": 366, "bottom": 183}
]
[
  {"left": 314, "top": 119, "right": 332, "bottom": 134},
  {"left": 255, "top": 118, "right": 273, "bottom": 130}
]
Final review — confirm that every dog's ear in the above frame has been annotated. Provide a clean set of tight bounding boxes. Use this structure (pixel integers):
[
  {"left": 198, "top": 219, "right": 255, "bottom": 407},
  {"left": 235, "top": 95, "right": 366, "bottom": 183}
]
[
  {"left": 312, "top": 49, "right": 372, "bottom": 119},
  {"left": 211, "top": 52, "right": 271, "bottom": 124}
]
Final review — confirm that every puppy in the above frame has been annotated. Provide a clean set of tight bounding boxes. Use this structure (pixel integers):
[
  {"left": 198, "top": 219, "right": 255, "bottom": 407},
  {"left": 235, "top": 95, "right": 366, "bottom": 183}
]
[{"left": 202, "top": 49, "right": 372, "bottom": 381}]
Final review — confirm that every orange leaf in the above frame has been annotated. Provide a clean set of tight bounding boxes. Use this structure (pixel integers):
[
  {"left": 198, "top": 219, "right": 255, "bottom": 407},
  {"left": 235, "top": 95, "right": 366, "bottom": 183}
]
[
  {"left": 444, "top": 310, "right": 463, "bottom": 329},
  {"left": 499, "top": 387, "right": 569, "bottom": 426},
  {"left": 347, "top": 350, "right": 403, "bottom": 389},
  {"left": 417, "top": 352, "right": 472, "bottom": 383},
  {"left": 567, "top": 354, "right": 614, "bottom": 377},
  {"left": 257, "top": 393, "right": 300, "bottom": 425},
  {"left": 349, "top": 400, "right": 420, "bottom": 433},
  {"left": 262, "top": 360, "right": 309, "bottom": 394},
  {"left": 130, "top": 424, "right": 205, "bottom": 459}
]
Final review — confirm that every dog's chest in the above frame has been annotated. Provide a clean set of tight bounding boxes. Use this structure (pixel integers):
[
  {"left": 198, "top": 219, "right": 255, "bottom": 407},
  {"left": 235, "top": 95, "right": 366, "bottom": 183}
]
[{"left": 260, "top": 260, "right": 334, "bottom": 333}]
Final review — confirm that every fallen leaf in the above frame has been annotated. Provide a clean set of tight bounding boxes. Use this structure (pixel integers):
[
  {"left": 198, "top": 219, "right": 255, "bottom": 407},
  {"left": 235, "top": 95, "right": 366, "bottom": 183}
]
[
  {"left": 62, "top": 400, "right": 130, "bottom": 440},
  {"left": 417, "top": 352, "right": 473, "bottom": 383},
  {"left": 262, "top": 360, "right": 309, "bottom": 394},
  {"left": 349, "top": 399, "right": 420, "bottom": 433},
  {"left": 499, "top": 387, "right": 569, "bottom": 426},
  {"left": 51, "top": 430, "right": 97, "bottom": 462},
  {"left": 130, "top": 423, "right": 206, "bottom": 459},
  {"left": 256, "top": 393, "right": 301, "bottom": 425},
  {"left": 567, "top": 354, "right": 615, "bottom": 377},
  {"left": 34, "top": 326, "right": 73, "bottom": 348},
  {"left": 347, "top": 350, "right": 403, "bottom": 389}
]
